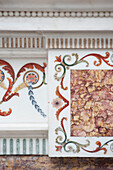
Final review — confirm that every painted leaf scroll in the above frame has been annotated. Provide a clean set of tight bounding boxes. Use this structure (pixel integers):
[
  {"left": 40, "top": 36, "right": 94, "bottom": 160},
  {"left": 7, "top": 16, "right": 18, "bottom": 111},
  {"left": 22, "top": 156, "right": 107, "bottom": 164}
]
[
  {"left": 49, "top": 50, "right": 113, "bottom": 157},
  {"left": 0, "top": 58, "right": 47, "bottom": 124}
]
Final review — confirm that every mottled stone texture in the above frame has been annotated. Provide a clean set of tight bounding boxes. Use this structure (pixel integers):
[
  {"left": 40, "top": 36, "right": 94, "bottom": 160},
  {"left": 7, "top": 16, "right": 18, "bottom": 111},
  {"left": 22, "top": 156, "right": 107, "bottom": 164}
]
[
  {"left": 0, "top": 156, "right": 113, "bottom": 169},
  {"left": 71, "top": 70, "right": 113, "bottom": 137}
]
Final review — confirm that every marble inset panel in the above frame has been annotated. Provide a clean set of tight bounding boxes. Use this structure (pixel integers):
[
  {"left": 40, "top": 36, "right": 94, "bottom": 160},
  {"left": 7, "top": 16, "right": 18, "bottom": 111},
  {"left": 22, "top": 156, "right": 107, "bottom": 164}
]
[
  {"left": 71, "top": 70, "right": 113, "bottom": 137},
  {"left": 49, "top": 49, "right": 113, "bottom": 157}
]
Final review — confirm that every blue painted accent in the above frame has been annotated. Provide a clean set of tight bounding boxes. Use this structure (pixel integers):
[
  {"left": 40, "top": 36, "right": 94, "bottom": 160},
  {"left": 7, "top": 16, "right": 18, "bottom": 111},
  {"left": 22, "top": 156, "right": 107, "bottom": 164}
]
[{"left": 28, "top": 84, "right": 46, "bottom": 117}]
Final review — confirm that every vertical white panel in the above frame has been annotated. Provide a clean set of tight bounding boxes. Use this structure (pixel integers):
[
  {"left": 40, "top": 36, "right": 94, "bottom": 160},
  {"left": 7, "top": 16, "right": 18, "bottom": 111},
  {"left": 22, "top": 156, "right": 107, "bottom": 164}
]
[
  {"left": 33, "top": 138, "right": 36, "bottom": 154},
  {"left": 35, "top": 38, "right": 37, "bottom": 48},
  {"left": 39, "top": 138, "right": 42, "bottom": 155},
  {"left": 13, "top": 138, "right": 16, "bottom": 155},
  {"left": 30, "top": 37, "right": 33, "bottom": 48},
  {"left": 26, "top": 138, "right": 29, "bottom": 154},
  {"left": 22, "top": 38, "right": 24, "bottom": 48},
  {"left": 6, "top": 138, "right": 10, "bottom": 154},
  {"left": 39, "top": 38, "right": 41, "bottom": 48},
  {"left": 4, "top": 37, "right": 7, "bottom": 48},
  {"left": 13, "top": 38, "right": 16, "bottom": 48},
  {"left": 17, "top": 38, "right": 20, "bottom": 48},
  {"left": 8, "top": 37, "right": 11, "bottom": 48},
  {"left": 46, "top": 138, "right": 48, "bottom": 155},
  {"left": 20, "top": 138, "right": 23, "bottom": 154}
]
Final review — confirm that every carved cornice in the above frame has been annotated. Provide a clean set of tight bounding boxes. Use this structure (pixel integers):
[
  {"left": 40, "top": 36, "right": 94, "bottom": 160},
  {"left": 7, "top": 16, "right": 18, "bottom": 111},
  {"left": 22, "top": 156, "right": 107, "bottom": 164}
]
[{"left": 0, "top": 11, "right": 113, "bottom": 17}]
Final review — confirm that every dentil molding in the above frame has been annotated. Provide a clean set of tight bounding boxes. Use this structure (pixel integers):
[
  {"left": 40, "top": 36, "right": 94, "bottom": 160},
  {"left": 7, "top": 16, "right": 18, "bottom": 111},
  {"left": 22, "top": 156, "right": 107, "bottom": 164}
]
[{"left": 0, "top": 32, "right": 113, "bottom": 50}]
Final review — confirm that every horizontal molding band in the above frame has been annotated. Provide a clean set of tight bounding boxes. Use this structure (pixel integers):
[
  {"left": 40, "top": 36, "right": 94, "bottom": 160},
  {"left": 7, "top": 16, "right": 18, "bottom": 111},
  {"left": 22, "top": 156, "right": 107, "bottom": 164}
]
[
  {"left": 0, "top": 138, "right": 48, "bottom": 155},
  {"left": 46, "top": 37, "right": 113, "bottom": 49},
  {"left": 0, "top": 131, "right": 48, "bottom": 138},
  {"left": 0, "top": 49, "right": 47, "bottom": 58},
  {"left": 0, "top": 36, "right": 113, "bottom": 49},
  {"left": 0, "top": 11, "right": 113, "bottom": 18},
  {"left": 0, "top": 37, "right": 44, "bottom": 49}
]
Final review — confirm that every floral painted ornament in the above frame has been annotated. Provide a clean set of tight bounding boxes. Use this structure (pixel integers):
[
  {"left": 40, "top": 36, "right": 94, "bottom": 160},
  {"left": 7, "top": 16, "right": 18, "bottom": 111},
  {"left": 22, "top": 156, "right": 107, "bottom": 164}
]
[
  {"left": 0, "top": 60, "right": 47, "bottom": 117},
  {"left": 52, "top": 52, "right": 113, "bottom": 156},
  {"left": 0, "top": 70, "right": 7, "bottom": 91},
  {"left": 25, "top": 71, "right": 39, "bottom": 85},
  {"left": 24, "top": 70, "right": 46, "bottom": 117},
  {"left": 0, "top": 70, "right": 4, "bottom": 82},
  {"left": 0, "top": 70, "right": 7, "bottom": 90},
  {"left": 52, "top": 98, "right": 63, "bottom": 109}
]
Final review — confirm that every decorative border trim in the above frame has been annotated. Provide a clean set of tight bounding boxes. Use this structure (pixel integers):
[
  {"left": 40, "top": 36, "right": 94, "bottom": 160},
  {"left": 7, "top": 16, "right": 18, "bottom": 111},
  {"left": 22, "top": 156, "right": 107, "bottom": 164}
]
[
  {"left": 0, "top": 138, "right": 48, "bottom": 155},
  {"left": 50, "top": 51, "right": 113, "bottom": 156},
  {"left": 0, "top": 11, "right": 113, "bottom": 18},
  {"left": 0, "top": 37, "right": 44, "bottom": 49},
  {"left": 0, "top": 31, "right": 113, "bottom": 156},
  {"left": 1, "top": 33, "right": 113, "bottom": 49},
  {"left": 46, "top": 37, "right": 113, "bottom": 49}
]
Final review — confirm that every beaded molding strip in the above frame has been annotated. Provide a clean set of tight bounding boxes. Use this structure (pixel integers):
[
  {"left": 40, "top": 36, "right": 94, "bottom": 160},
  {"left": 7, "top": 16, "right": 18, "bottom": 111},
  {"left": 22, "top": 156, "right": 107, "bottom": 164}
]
[{"left": 0, "top": 11, "right": 113, "bottom": 17}]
